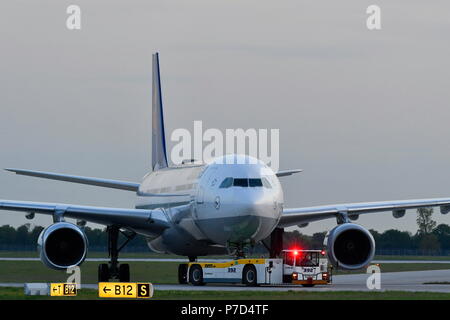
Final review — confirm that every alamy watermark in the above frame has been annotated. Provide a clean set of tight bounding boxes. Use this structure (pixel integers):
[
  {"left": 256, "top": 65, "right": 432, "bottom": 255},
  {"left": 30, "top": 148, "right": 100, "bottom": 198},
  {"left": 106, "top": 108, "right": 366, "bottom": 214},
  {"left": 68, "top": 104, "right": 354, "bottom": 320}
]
[
  {"left": 170, "top": 121, "right": 280, "bottom": 172},
  {"left": 66, "top": 266, "right": 81, "bottom": 289},
  {"left": 65, "top": 5, "right": 380, "bottom": 32},
  {"left": 366, "top": 5, "right": 381, "bottom": 30},
  {"left": 366, "top": 264, "right": 381, "bottom": 290},
  {"left": 66, "top": 5, "right": 81, "bottom": 30}
]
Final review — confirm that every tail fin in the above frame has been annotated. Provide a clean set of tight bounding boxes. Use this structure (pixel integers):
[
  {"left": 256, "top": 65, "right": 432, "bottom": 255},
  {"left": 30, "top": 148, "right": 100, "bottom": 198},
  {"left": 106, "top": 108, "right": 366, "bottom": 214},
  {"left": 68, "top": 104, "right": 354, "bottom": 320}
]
[{"left": 152, "top": 52, "right": 168, "bottom": 171}]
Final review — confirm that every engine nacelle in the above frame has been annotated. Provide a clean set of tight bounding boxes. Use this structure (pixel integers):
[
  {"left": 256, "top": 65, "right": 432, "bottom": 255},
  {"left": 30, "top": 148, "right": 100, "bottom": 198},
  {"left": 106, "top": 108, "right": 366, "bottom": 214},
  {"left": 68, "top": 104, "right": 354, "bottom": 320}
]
[
  {"left": 324, "top": 223, "right": 375, "bottom": 270},
  {"left": 393, "top": 209, "right": 406, "bottom": 219},
  {"left": 38, "top": 222, "right": 88, "bottom": 270}
]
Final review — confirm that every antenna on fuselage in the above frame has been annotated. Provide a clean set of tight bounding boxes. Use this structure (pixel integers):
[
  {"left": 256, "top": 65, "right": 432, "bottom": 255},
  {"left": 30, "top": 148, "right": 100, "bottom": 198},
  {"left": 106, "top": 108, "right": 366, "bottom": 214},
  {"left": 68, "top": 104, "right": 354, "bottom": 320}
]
[{"left": 152, "top": 52, "right": 169, "bottom": 171}]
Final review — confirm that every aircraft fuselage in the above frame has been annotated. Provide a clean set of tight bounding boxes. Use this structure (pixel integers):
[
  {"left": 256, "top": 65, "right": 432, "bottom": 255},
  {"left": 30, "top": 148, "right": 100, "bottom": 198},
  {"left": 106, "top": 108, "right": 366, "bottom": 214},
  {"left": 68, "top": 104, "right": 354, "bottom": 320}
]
[{"left": 135, "top": 155, "right": 283, "bottom": 256}]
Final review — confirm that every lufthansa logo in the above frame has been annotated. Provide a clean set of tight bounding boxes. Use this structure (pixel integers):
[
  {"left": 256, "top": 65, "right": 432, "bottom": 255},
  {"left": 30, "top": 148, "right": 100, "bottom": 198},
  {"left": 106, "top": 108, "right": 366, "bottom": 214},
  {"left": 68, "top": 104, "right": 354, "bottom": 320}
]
[{"left": 214, "top": 196, "right": 220, "bottom": 209}]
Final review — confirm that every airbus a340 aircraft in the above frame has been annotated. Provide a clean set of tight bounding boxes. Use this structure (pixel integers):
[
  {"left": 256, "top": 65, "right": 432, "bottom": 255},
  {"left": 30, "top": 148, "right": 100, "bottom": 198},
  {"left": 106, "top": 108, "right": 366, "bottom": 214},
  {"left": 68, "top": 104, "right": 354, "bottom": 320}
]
[{"left": 2, "top": 53, "right": 450, "bottom": 282}]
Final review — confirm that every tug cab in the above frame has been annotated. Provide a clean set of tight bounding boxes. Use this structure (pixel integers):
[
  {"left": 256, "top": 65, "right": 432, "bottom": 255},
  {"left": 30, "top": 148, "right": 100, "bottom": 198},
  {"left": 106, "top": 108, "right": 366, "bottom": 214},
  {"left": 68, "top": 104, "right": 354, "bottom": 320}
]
[{"left": 282, "top": 249, "right": 332, "bottom": 287}]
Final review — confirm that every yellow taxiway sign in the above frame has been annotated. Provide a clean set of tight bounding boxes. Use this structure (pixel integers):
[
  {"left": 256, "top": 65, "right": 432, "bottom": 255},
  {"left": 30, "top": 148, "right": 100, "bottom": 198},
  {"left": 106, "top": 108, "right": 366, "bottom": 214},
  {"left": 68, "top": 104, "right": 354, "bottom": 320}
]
[
  {"left": 50, "top": 283, "right": 77, "bottom": 297},
  {"left": 98, "top": 282, "right": 153, "bottom": 299}
]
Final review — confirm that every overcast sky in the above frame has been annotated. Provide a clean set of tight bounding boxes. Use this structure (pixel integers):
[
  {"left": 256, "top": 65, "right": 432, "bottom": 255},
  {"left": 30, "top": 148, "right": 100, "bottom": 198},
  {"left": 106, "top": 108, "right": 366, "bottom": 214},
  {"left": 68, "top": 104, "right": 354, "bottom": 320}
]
[{"left": 1, "top": 1, "right": 450, "bottom": 235}]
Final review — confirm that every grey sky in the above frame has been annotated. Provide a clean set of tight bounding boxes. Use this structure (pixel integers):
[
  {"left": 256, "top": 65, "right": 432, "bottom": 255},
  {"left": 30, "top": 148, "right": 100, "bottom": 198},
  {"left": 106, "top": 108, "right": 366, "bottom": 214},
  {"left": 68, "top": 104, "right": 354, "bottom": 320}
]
[{"left": 1, "top": 1, "right": 450, "bottom": 235}]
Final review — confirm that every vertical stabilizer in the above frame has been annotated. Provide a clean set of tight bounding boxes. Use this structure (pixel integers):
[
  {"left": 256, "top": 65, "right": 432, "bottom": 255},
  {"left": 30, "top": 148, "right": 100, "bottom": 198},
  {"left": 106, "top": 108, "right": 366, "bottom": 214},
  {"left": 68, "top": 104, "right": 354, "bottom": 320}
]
[{"left": 152, "top": 52, "right": 168, "bottom": 170}]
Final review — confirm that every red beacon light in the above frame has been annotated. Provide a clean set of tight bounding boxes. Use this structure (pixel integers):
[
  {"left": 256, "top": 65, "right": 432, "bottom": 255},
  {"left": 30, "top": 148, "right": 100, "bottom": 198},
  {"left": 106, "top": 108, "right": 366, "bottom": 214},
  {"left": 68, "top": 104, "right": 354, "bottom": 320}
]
[{"left": 320, "top": 250, "right": 326, "bottom": 256}]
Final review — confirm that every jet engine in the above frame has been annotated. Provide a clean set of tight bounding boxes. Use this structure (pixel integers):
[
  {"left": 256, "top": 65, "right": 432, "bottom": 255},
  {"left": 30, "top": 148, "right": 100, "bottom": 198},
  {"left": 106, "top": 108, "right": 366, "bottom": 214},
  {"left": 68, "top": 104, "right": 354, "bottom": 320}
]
[
  {"left": 324, "top": 223, "right": 375, "bottom": 270},
  {"left": 38, "top": 222, "right": 88, "bottom": 270}
]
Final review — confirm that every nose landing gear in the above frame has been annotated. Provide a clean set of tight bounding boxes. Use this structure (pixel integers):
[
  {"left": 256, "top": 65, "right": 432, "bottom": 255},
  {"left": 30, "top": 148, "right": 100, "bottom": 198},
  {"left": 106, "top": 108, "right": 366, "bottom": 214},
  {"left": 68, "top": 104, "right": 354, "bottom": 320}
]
[{"left": 226, "top": 240, "right": 255, "bottom": 259}]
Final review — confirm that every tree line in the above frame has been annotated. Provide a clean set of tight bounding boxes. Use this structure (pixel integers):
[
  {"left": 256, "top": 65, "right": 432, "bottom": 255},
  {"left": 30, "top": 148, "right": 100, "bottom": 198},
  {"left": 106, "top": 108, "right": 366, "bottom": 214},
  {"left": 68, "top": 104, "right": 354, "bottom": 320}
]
[
  {"left": 0, "top": 224, "right": 148, "bottom": 250},
  {"left": 283, "top": 224, "right": 450, "bottom": 253},
  {"left": 0, "top": 208, "right": 448, "bottom": 253}
]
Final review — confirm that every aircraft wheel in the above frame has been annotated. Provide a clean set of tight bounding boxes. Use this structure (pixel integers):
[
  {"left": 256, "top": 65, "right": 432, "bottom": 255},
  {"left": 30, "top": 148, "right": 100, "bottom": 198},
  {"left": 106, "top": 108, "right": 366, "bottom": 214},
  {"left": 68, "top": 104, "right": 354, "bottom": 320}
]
[
  {"left": 242, "top": 265, "right": 258, "bottom": 286},
  {"left": 178, "top": 264, "right": 188, "bottom": 284},
  {"left": 189, "top": 264, "right": 204, "bottom": 286},
  {"left": 98, "top": 263, "right": 110, "bottom": 282},
  {"left": 119, "top": 264, "right": 130, "bottom": 282},
  {"left": 283, "top": 275, "right": 292, "bottom": 283}
]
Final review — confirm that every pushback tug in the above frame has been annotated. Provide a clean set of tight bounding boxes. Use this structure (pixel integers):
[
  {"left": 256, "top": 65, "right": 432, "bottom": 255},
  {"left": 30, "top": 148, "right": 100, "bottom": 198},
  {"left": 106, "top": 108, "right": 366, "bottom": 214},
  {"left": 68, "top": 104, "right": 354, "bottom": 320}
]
[{"left": 179, "top": 249, "right": 332, "bottom": 287}]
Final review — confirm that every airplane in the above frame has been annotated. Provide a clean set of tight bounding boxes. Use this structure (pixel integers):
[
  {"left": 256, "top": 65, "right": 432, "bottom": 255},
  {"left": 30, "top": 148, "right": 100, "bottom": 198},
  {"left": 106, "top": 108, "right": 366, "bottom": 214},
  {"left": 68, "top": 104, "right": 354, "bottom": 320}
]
[{"left": 2, "top": 52, "right": 450, "bottom": 283}]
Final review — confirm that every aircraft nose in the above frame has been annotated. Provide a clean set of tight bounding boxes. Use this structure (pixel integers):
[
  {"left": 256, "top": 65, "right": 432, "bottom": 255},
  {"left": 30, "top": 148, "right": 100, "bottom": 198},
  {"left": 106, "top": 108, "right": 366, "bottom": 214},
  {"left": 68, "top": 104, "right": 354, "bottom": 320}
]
[
  {"left": 228, "top": 190, "right": 281, "bottom": 242},
  {"left": 235, "top": 190, "right": 279, "bottom": 219},
  {"left": 202, "top": 187, "right": 282, "bottom": 244}
]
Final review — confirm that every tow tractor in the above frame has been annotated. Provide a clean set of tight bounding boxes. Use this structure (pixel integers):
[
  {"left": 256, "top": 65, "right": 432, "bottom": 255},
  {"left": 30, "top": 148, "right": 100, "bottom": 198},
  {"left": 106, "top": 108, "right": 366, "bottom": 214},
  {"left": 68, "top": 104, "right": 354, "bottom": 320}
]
[{"left": 179, "top": 249, "right": 332, "bottom": 287}]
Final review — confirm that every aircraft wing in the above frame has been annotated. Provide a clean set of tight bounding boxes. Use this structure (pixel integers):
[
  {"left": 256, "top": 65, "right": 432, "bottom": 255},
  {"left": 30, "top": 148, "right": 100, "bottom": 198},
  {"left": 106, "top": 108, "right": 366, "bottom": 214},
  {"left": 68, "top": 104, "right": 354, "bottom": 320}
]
[
  {"left": 5, "top": 168, "right": 140, "bottom": 192},
  {"left": 278, "top": 197, "right": 450, "bottom": 227},
  {"left": 0, "top": 199, "right": 171, "bottom": 236}
]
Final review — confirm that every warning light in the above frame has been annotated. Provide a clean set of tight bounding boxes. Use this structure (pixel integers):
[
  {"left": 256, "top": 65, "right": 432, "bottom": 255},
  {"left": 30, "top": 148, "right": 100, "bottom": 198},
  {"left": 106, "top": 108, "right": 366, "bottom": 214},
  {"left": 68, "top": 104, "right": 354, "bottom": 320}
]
[
  {"left": 321, "top": 250, "right": 326, "bottom": 256},
  {"left": 293, "top": 250, "right": 298, "bottom": 255}
]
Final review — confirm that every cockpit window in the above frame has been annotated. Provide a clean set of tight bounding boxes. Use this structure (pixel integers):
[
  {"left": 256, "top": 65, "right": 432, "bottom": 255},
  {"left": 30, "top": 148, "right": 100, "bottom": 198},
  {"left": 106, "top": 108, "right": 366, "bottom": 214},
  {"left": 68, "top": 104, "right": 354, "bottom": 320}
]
[
  {"left": 249, "top": 178, "right": 263, "bottom": 187},
  {"left": 220, "top": 177, "right": 271, "bottom": 188},
  {"left": 233, "top": 178, "right": 249, "bottom": 187},
  {"left": 219, "top": 177, "right": 233, "bottom": 188},
  {"left": 261, "top": 177, "right": 272, "bottom": 189}
]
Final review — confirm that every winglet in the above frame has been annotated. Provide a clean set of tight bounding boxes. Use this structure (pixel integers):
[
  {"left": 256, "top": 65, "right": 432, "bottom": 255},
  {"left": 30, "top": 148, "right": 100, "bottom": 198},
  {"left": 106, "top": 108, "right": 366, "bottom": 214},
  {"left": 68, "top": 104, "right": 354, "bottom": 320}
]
[
  {"left": 276, "top": 169, "right": 303, "bottom": 177},
  {"left": 152, "top": 52, "right": 169, "bottom": 171}
]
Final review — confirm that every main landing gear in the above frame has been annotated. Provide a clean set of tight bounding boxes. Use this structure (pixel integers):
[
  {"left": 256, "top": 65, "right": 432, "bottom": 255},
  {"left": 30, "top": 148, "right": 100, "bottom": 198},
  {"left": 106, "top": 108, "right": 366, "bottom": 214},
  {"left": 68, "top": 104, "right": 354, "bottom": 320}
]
[
  {"left": 269, "top": 227, "right": 284, "bottom": 258},
  {"left": 261, "top": 227, "right": 284, "bottom": 258},
  {"left": 267, "top": 228, "right": 291, "bottom": 283},
  {"left": 98, "top": 226, "right": 136, "bottom": 282}
]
